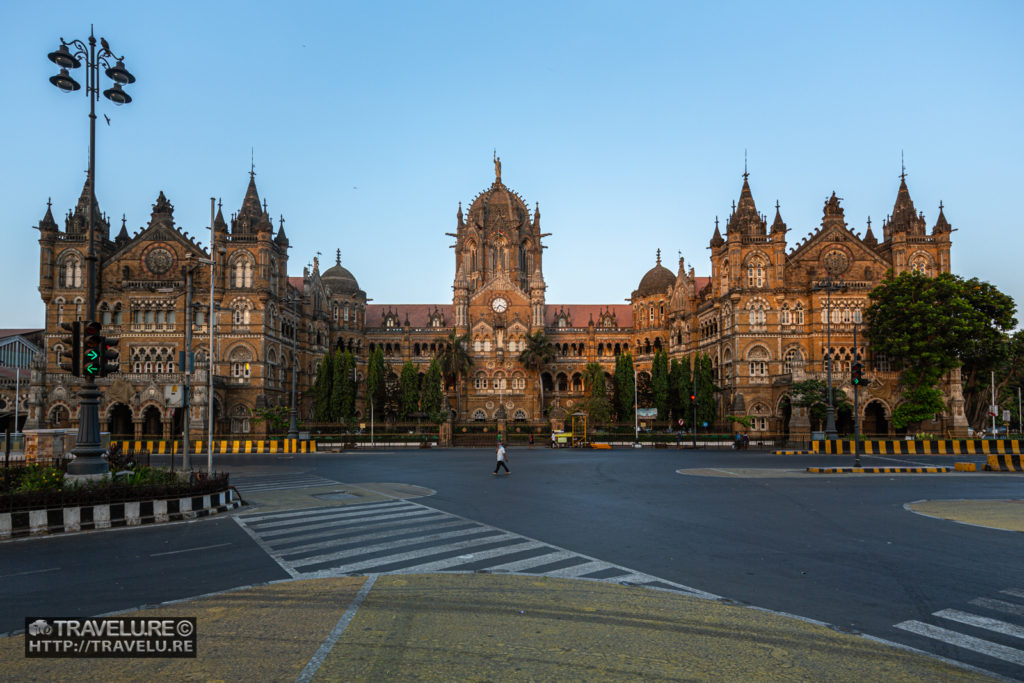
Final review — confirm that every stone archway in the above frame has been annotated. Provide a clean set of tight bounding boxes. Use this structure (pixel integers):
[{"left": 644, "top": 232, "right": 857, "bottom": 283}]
[
  {"left": 864, "top": 400, "right": 889, "bottom": 437},
  {"left": 106, "top": 403, "right": 133, "bottom": 439},
  {"left": 141, "top": 406, "right": 162, "bottom": 437},
  {"left": 48, "top": 404, "right": 71, "bottom": 429}
]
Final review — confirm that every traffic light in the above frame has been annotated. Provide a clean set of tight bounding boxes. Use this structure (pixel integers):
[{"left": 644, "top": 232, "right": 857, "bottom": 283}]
[
  {"left": 851, "top": 361, "right": 863, "bottom": 385},
  {"left": 81, "top": 321, "right": 103, "bottom": 378},
  {"left": 100, "top": 336, "right": 119, "bottom": 376},
  {"left": 58, "top": 321, "right": 81, "bottom": 376}
]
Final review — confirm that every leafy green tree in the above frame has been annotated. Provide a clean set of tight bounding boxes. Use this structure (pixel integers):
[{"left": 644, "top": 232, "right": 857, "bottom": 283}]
[
  {"left": 865, "top": 271, "right": 1016, "bottom": 430},
  {"left": 675, "top": 356, "right": 693, "bottom": 426},
  {"left": 789, "top": 379, "right": 853, "bottom": 432},
  {"left": 398, "top": 361, "right": 420, "bottom": 420},
  {"left": 582, "top": 362, "right": 612, "bottom": 425},
  {"left": 694, "top": 353, "right": 717, "bottom": 427},
  {"left": 382, "top": 368, "right": 400, "bottom": 423},
  {"left": 366, "top": 347, "right": 386, "bottom": 420},
  {"left": 519, "top": 331, "right": 556, "bottom": 416},
  {"left": 421, "top": 358, "right": 445, "bottom": 421},
  {"left": 313, "top": 352, "right": 334, "bottom": 421},
  {"left": 651, "top": 350, "right": 669, "bottom": 420},
  {"left": 435, "top": 331, "right": 472, "bottom": 417},
  {"left": 340, "top": 351, "right": 357, "bottom": 421},
  {"left": 253, "top": 405, "right": 290, "bottom": 434},
  {"left": 614, "top": 352, "right": 635, "bottom": 421}
]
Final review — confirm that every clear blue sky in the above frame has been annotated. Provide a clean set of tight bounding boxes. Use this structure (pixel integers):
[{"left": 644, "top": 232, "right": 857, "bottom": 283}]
[{"left": 2, "top": 1, "right": 1022, "bottom": 327}]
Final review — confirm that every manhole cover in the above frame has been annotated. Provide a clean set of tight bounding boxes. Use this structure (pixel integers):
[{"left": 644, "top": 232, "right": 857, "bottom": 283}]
[{"left": 314, "top": 491, "right": 356, "bottom": 501}]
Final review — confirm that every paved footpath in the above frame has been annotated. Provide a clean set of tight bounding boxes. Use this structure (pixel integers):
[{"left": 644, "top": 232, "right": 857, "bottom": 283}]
[{"left": 0, "top": 573, "right": 995, "bottom": 682}]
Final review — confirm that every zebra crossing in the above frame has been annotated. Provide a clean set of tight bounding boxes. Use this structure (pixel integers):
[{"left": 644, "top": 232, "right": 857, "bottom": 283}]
[
  {"left": 895, "top": 588, "right": 1024, "bottom": 673},
  {"left": 234, "top": 499, "right": 716, "bottom": 597},
  {"left": 231, "top": 472, "right": 340, "bottom": 493}
]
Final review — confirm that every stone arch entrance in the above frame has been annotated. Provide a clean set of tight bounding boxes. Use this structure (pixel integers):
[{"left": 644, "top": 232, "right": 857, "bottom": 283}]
[
  {"left": 49, "top": 404, "right": 71, "bottom": 429},
  {"left": 141, "top": 406, "right": 162, "bottom": 437},
  {"left": 106, "top": 403, "right": 133, "bottom": 439},
  {"left": 864, "top": 400, "right": 889, "bottom": 436}
]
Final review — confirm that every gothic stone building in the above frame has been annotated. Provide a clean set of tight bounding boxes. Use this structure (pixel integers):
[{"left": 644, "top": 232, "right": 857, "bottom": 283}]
[{"left": 27, "top": 158, "right": 965, "bottom": 439}]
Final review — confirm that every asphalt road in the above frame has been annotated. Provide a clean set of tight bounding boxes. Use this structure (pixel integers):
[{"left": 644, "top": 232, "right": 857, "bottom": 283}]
[{"left": 1, "top": 446, "right": 1021, "bottom": 679}]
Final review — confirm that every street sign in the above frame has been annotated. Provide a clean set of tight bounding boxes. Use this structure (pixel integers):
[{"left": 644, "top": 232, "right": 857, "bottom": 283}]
[
  {"left": 1003, "top": 409, "right": 1011, "bottom": 422},
  {"left": 702, "top": 421, "right": 708, "bottom": 428},
  {"left": 677, "top": 418, "right": 684, "bottom": 426}
]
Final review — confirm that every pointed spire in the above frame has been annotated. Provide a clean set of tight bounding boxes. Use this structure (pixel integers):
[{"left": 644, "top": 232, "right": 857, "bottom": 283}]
[
  {"left": 533, "top": 201, "right": 540, "bottom": 230},
  {"left": 886, "top": 163, "right": 924, "bottom": 236},
  {"left": 656, "top": 248, "right": 662, "bottom": 267},
  {"left": 239, "top": 167, "right": 262, "bottom": 219},
  {"left": 274, "top": 215, "right": 289, "bottom": 247},
  {"left": 115, "top": 214, "right": 130, "bottom": 244},
  {"left": 37, "top": 198, "right": 58, "bottom": 232},
  {"left": 336, "top": 248, "right": 342, "bottom": 266},
  {"left": 214, "top": 201, "right": 227, "bottom": 233},
  {"left": 457, "top": 201, "right": 464, "bottom": 227},
  {"left": 933, "top": 201, "right": 952, "bottom": 234},
  {"left": 710, "top": 216, "right": 724, "bottom": 248},
  {"left": 863, "top": 216, "right": 878, "bottom": 247},
  {"left": 770, "top": 200, "right": 787, "bottom": 234}
]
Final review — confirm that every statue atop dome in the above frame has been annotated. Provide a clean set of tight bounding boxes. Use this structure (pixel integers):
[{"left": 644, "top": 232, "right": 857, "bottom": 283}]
[{"left": 493, "top": 150, "right": 501, "bottom": 183}]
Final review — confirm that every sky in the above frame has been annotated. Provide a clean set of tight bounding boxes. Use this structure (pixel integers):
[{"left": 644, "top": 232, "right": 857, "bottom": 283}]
[{"left": 2, "top": 1, "right": 1022, "bottom": 328}]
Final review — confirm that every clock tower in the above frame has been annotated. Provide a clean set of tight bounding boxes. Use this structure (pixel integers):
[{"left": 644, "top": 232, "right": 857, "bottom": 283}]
[{"left": 450, "top": 154, "right": 548, "bottom": 336}]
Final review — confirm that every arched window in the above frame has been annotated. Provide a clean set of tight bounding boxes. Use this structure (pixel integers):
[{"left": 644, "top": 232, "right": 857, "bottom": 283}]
[
  {"left": 783, "top": 348, "right": 803, "bottom": 373},
  {"left": 747, "top": 300, "right": 768, "bottom": 327},
  {"left": 231, "top": 253, "right": 254, "bottom": 288},
  {"left": 230, "top": 404, "right": 252, "bottom": 434},
  {"left": 58, "top": 253, "right": 83, "bottom": 288},
  {"left": 747, "top": 346, "right": 770, "bottom": 377},
  {"left": 229, "top": 346, "right": 254, "bottom": 382},
  {"left": 747, "top": 255, "right": 768, "bottom": 288},
  {"left": 472, "top": 409, "right": 486, "bottom": 421}
]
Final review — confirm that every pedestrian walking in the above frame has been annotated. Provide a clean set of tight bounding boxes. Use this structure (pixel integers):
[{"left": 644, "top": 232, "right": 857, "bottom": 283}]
[
  {"left": 742, "top": 433, "right": 749, "bottom": 450},
  {"left": 550, "top": 432, "right": 557, "bottom": 449},
  {"left": 676, "top": 430, "right": 682, "bottom": 449},
  {"left": 493, "top": 442, "right": 510, "bottom": 475},
  {"left": 529, "top": 433, "right": 534, "bottom": 448}
]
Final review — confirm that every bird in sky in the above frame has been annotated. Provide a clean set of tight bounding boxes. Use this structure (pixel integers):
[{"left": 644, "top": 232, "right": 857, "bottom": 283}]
[{"left": 103, "top": 114, "right": 111, "bottom": 126}]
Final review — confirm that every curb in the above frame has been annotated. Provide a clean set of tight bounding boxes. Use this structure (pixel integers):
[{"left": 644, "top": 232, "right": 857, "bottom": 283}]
[
  {"left": 806, "top": 466, "right": 952, "bottom": 474},
  {"left": 0, "top": 489, "right": 239, "bottom": 540}
]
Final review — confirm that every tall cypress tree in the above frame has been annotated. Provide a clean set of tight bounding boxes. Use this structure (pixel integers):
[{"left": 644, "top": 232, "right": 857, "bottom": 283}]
[
  {"left": 329, "top": 348, "right": 347, "bottom": 421},
  {"left": 615, "top": 352, "right": 635, "bottom": 422},
  {"left": 366, "top": 347, "right": 385, "bottom": 419},
  {"left": 651, "top": 350, "right": 669, "bottom": 420},
  {"left": 421, "top": 358, "right": 444, "bottom": 420},
  {"left": 678, "top": 355, "right": 693, "bottom": 426},
  {"left": 338, "top": 351, "right": 356, "bottom": 421},
  {"left": 313, "top": 352, "right": 335, "bottom": 421},
  {"left": 695, "top": 353, "right": 716, "bottom": 427},
  {"left": 398, "top": 360, "right": 420, "bottom": 420}
]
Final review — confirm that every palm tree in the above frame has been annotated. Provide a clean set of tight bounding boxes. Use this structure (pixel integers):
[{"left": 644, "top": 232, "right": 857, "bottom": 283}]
[
  {"left": 434, "top": 330, "right": 472, "bottom": 419},
  {"left": 519, "top": 330, "right": 556, "bottom": 417}
]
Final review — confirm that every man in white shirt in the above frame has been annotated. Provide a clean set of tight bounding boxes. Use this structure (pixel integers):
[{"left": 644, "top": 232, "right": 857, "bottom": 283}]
[{"left": 493, "top": 443, "right": 510, "bottom": 475}]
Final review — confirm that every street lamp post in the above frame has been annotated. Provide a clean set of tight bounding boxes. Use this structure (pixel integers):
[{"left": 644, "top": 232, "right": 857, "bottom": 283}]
[
  {"left": 48, "top": 27, "right": 135, "bottom": 475},
  {"left": 813, "top": 266, "right": 845, "bottom": 440}
]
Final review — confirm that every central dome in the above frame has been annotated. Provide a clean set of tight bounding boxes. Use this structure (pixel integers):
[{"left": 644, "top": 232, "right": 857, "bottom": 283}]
[
  {"left": 635, "top": 250, "right": 674, "bottom": 297},
  {"left": 322, "top": 262, "right": 361, "bottom": 296}
]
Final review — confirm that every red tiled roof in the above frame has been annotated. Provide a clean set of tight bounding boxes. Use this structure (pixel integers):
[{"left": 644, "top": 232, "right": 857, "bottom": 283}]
[
  {"left": 0, "top": 367, "right": 30, "bottom": 381},
  {"left": 0, "top": 329, "right": 43, "bottom": 339},
  {"left": 695, "top": 276, "right": 711, "bottom": 292}
]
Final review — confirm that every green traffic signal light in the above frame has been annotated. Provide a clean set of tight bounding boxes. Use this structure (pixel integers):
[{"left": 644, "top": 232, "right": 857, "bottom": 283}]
[{"left": 82, "top": 321, "right": 103, "bottom": 377}]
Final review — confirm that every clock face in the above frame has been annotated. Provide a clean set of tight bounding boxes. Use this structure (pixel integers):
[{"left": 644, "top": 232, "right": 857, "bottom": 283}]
[{"left": 491, "top": 297, "right": 508, "bottom": 313}]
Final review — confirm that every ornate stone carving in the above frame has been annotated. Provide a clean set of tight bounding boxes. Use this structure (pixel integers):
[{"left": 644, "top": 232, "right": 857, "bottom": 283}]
[{"left": 145, "top": 246, "right": 175, "bottom": 275}]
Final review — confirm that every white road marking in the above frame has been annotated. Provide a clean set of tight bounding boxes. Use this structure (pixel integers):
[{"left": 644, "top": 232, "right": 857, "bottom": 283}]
[
  {"left": 150, "top": 542, "right": 232, "bottom": 557},
  {"left": 0, "top": 567, "right": 61, "bottom": 578},
  {"left": 970, "top": 597, "right": 1024, "bottom": 617},
  {"left": 935, "top": 609, "right": 1024, "bottom": 640},
  {"left": 895, "top": 620, "right": 1024, "bottom": 666}
]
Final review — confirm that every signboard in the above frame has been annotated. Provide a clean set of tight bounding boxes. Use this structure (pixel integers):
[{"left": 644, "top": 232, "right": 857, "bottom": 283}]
[
  {"left": 1003, "top": 409, "right": 1011, "bottom": 422},
  {"left": 702, "top": 421, "right": 708, "bottom": 428},
  {"left": 677, "top": 418, "right": 684, "bottom": 426},
  {"left": 636, "top": 408, "right": 658, "bottom": 418}
]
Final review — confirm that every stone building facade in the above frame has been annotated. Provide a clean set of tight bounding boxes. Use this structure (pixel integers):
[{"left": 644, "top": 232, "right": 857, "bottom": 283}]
[{"left": 26, "top": 158, "right": 964, "bottom": 440}]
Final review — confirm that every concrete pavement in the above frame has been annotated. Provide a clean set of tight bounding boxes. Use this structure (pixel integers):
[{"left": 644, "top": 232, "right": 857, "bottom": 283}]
[{"left": 0, "top": 573, "right": 995, "bottom": 682}]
